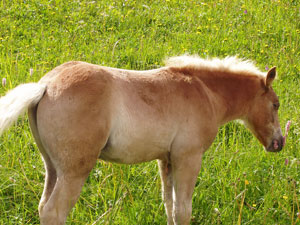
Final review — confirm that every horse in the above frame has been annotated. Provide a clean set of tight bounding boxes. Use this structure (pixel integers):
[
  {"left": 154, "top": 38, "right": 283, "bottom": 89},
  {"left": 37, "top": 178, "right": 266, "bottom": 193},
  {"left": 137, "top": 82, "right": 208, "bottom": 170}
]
[{"left": 0, "top": 55, "right": 284, "bottom": 225}]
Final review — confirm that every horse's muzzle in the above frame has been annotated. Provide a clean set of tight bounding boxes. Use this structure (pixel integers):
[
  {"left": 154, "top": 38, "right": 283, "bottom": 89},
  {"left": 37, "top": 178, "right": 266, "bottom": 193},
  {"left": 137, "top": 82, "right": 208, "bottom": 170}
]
[{"left": 266, "top": 136, "right": 284, "bottom": 152}]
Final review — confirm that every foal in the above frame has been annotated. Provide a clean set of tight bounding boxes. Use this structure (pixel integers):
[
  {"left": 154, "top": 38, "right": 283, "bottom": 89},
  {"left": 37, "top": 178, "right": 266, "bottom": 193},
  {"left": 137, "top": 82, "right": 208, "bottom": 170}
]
[{"left": 0, "top": 56, "right": 283, "bottom": 225}]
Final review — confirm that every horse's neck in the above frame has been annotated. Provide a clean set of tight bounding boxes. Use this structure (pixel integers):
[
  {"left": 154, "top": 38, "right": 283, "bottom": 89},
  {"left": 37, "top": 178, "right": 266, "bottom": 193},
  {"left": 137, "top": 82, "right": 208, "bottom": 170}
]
[{"left": 197, "top": 71, "right": 261, "bottom": 125}]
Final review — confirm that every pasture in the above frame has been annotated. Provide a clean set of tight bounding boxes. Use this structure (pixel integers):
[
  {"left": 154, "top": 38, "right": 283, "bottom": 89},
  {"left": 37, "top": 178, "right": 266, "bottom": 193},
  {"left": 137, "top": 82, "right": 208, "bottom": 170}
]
[{"left": 0, "top": 0, "right": 299, "bottom": 224}]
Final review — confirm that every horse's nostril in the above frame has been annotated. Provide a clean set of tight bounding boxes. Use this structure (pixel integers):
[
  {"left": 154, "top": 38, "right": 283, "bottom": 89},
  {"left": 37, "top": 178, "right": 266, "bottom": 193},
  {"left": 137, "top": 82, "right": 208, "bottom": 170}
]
[
  {"left": 274, "top": 136, "right": 284, "bottom": 151},
  {"left": 273, "top": 139, "right": 279, "bottom": 150}
]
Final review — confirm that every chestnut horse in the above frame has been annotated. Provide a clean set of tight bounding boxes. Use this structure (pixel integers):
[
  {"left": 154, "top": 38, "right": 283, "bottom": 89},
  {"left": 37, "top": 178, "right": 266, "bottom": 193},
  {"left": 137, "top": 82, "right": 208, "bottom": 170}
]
[{"left": 0, "top": 55, "right": 283, "bottom": 225}]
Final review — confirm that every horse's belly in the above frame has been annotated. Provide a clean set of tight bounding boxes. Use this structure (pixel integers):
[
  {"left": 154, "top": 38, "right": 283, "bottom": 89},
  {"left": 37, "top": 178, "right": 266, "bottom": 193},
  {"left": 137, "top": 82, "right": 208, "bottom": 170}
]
[{"left": 99, "top": 132, "right": 171, "bottom": 164}]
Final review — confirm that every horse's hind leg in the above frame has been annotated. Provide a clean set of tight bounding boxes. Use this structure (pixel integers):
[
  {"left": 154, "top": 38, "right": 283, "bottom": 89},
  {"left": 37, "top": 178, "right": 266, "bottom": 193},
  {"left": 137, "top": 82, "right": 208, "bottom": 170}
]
[
  {"left": 34, "top": 76, "right": 111, "bottom": 224},
  {"left": 37, "top": 142, "right": 101, "bottom": 225},
  {"left": 39, "top": 156, "right": 57, "bottom": 214},
  {"left": 37, "top": 143, "right": 102, "bottom": 225},
  {"left": 40, "top": 172, "right": 91, "bottom": 225},
  {"left": 36, "top": 123, "right": 108, "bottom": 224},
  {"left": 28, "top": 106, "right": 57, "bottom": 214},
  {"left": 158, "top": 159, "right": 174, "bottom": 225}
]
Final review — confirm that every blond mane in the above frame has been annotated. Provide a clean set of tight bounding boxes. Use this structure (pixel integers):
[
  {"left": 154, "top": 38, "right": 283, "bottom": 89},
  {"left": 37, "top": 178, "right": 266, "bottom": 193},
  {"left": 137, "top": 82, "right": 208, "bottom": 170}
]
[{"left": 165, "top": 55, "right": 266, "bottom": 77}]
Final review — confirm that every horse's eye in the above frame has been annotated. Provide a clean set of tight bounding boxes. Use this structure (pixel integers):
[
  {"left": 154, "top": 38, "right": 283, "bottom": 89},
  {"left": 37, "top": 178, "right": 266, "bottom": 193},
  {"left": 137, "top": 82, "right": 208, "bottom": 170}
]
[{"left": 273, "top": 103, "right": 280, "bottom": 110}]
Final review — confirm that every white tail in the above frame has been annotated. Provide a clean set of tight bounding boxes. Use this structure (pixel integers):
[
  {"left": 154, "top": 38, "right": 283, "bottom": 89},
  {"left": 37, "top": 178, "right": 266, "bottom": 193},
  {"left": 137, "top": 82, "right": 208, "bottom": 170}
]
[{"left": 0, "top": 83, "right": 46, "bottom": 136}]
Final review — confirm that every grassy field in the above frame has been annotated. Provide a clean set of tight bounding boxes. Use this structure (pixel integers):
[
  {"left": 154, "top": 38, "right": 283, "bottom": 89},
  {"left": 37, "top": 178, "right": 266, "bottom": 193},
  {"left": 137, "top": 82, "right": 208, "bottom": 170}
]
[{"left": 0, "top": 0, "right": 300, "bottom": 224}]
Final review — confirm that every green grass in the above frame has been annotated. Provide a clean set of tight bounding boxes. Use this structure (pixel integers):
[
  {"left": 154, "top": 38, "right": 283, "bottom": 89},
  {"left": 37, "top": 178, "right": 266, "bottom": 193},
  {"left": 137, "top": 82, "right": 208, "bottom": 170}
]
[{"left": 0, "top": 0, "right": 300, "bottom": 224}]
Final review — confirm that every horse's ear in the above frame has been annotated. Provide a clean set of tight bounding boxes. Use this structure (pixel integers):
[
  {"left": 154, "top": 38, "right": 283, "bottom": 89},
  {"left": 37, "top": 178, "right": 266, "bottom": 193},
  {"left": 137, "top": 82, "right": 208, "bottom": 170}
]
[{"left": 265, "top": 66, "right": 276, "bottom": 88}]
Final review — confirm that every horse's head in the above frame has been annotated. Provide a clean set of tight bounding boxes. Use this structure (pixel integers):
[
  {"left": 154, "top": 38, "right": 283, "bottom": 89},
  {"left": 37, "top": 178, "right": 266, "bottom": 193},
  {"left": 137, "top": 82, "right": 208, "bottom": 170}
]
[{"left": 245, "top": 67, "right": 284, "bottom": 152}]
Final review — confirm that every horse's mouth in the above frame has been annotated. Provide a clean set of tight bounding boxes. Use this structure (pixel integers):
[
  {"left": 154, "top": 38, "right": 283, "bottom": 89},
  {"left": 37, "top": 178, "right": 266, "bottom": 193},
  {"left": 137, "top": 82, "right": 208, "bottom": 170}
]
[{"left": 266, "top": 137, "right": 284, "bottom": 152}]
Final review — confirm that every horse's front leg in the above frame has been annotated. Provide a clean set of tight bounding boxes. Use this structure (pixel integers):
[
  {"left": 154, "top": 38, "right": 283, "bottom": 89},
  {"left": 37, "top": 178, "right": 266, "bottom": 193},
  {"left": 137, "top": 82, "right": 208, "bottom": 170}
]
[
  {"left": 158, "top": 159, "right": 174, "bottom": 225},
  {"left": 171, "top": 150, "right": 203, "bottom": 225}
]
